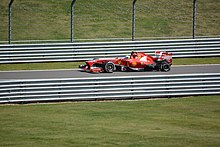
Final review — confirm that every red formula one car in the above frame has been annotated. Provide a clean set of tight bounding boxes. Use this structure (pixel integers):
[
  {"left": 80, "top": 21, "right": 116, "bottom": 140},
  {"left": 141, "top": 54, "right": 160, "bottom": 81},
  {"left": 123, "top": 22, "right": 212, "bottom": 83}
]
[{"left": 79, "top": 51, "right": 172, "bottom": 73}]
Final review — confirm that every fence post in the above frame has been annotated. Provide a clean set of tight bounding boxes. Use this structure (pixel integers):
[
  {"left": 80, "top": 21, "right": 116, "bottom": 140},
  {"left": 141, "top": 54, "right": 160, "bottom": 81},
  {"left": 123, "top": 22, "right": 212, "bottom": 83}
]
[
  {"left": 192, "top": 0, "right": 197, "bottom": 39},
  {"left": 132, "top": 0, "right": 137, "bottom": 41},
  {"left": 8, "top": 0, "right": 14, "bottom": 44},
  {"left": 71, "top": 0, "right": 77, "bottom": 43}
]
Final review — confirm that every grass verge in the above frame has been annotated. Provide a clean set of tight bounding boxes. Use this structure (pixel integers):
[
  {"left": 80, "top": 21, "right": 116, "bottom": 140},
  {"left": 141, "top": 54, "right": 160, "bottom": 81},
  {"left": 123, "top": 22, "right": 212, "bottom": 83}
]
[
  {"left": 173, "top": 57, "right": 220, "bottom": 65},
  {"left": 1, "top": 0, "right": 219, "bottom": 41},
  {"left": 0, "top": 57, "right": 219, "bottom": 71},
  {"left": 0, "top": 95, "right": 219, "bottom": 146},
  {"left": 0, "top": 62, "right": 84, "bottom": 71}
]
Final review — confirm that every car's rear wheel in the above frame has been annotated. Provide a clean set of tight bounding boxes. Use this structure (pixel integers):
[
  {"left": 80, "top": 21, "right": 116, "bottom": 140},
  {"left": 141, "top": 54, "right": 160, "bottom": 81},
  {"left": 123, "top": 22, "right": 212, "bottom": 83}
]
[
  {"left": 104, "top": 62, "right": 115, "bottom": 73},
  {"left": 160, "top": 61, "right": 171, "bottom": 72}
]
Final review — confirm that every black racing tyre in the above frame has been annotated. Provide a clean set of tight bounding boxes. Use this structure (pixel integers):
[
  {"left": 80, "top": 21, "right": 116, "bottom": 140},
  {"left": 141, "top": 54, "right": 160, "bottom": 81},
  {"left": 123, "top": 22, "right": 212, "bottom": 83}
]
[
  {"left": 104, "top": 62, "right": 115, "bottom": 73},
  {"left": 160, "top": 61, "right": 171, "bottom": 72}
]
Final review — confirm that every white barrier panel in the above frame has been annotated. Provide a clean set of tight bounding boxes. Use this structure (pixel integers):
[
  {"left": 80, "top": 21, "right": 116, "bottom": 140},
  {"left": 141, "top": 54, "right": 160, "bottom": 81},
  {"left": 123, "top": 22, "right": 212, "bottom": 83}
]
[
  {"left": 0, "top": 38, "right": 219, "bottom": 63},
  {"left": 0, "top": 73, "right": 220, "bottom": 103}
]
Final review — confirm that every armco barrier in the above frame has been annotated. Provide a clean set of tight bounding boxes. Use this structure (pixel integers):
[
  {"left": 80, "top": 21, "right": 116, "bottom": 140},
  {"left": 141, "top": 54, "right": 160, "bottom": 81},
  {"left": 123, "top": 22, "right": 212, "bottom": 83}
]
[
  {"left": 0, "top": 38, "right": 219, "bottom": 63},
  {"left": 0, "top": 73, "right": 220, "bottom": 103}
]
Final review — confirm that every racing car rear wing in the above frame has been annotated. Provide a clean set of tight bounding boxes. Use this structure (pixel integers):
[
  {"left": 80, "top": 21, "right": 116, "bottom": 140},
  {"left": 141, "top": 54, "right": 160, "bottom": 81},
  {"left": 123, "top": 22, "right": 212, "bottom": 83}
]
[{"left": 155, "top": 51, "right": 172, "bottom": 65}]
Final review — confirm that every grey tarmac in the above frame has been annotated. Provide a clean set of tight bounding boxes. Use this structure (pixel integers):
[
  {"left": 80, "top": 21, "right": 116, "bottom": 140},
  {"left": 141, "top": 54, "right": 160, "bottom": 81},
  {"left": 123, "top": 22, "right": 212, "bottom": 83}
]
[{"left": 0, "top": 64, "right": 220, "bottom": 80}]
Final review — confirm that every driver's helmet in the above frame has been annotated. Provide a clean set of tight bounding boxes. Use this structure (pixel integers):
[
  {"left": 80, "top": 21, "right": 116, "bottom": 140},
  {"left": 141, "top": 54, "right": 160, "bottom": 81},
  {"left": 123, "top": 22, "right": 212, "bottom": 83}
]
[
  {"left": 124, "top": 55, "right": 130, "bottom": 59},
  {"left": 131, "top": 50, "right": 138, "bottom": 58}
]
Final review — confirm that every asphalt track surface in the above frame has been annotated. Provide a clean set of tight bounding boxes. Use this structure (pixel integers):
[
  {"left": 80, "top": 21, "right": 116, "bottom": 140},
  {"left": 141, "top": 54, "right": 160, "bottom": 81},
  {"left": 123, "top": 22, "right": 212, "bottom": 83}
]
[{"left": 0, "top": 64, "right": 220, "bottom": 80}]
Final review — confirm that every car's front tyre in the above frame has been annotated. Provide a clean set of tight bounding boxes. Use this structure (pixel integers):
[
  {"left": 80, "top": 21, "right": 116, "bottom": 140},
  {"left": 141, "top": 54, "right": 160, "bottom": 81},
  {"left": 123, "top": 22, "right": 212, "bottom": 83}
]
[{"left": 104, "top": 62, "right": 115, "bottom": 73}]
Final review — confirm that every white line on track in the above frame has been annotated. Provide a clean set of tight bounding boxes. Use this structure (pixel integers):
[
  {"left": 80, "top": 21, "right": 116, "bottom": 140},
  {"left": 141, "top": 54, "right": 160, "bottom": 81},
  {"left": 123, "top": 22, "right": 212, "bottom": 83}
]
[{"left": 0, "top": 64, "right": 220, "bottom": 73}]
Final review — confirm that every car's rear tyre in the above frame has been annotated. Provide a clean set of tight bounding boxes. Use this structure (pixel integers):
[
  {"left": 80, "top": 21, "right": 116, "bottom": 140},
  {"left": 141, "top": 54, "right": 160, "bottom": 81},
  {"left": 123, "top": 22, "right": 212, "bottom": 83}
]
[
  {"left": 160, "top": 61, "right": 171, "bottom": 72},
  {"left": 104, "top": 62, "right": 115, "bottom": 73}
]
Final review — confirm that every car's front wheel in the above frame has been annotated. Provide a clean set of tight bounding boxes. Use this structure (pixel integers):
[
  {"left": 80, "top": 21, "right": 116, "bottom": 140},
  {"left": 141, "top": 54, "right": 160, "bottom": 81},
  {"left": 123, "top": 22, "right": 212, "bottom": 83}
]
[{"left": 104, "top": 62, "right": 115, "bottom": 73}]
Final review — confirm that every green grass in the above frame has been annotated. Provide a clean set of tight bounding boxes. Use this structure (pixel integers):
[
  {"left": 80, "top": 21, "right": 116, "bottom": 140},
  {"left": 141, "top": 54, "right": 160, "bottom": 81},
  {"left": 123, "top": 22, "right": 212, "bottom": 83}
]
[
  {"left": 0, "top": 57, "right": 219, "bottom": 71},
  {"left": 0, "top": 62, "right": 84, "bottom": 71},
  {"left": 0, "top": 0, "right": 219, "bottom": 71},
  {"left": 0, "top": 95, "right": 219, "bottom": 146},
  {"left": 173, "top": 57, "right": 220, "bottom": 65},
  {"left": 0, "top": 0, "right": 219, "bottom": 41}
]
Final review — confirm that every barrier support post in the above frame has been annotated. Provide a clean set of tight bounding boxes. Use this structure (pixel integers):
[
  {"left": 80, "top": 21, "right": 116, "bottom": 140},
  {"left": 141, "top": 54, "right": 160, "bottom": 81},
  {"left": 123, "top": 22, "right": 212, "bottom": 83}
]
[
  {"left": 132, "top": 0, "right": 137, "bottom": 41},
  {"left": 192, "top": 0, "right": 197, "bottom": 39},
  {"left": 8, "top": 0, "right": 14, "bottom": 44},
  {"left": 71, "top": 0, "right": 77, "bottom": 43}
]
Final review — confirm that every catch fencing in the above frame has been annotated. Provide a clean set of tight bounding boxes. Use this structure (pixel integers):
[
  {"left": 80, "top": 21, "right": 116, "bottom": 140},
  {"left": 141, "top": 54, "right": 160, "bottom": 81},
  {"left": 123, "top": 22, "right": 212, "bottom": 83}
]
[
  {"left": 0, "top": 38, "right": 219, "bottom": 63},
  {"left": 0, "top": 73, "right": 220, "bottom": 103}
]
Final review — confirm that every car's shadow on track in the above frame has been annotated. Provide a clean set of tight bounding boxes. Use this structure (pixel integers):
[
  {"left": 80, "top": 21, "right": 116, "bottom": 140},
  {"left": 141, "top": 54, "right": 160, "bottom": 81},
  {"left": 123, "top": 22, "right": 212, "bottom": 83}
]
[{"left": 78, "top": 69, "right": 162, "bottom": 74}]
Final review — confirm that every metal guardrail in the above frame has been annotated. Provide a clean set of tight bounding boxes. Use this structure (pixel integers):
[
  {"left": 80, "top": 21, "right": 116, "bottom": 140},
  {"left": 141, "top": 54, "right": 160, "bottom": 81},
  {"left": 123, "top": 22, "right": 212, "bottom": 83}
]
[
  {"left": 0, "top": 73, "right": 220, "bottom": 103},
  {"left": 0, "top": 38, "right": 219, "bottom": 63},
  {"left": 1, "top": 36, "right": 220, "bottom": 44}
]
